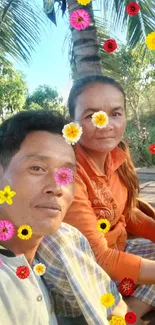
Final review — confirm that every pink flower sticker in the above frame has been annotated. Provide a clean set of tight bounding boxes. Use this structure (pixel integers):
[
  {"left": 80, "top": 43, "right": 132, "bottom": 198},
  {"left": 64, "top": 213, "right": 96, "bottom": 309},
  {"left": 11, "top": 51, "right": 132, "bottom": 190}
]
[
  {"left": 0, "top": 220, "right": 15, "bottom": 241},
  {"left": 70, "top": 9, "right": 90, "bottom": 30},
  {"left": 54, "top": 167, "right": 74, "bottom": 186}
]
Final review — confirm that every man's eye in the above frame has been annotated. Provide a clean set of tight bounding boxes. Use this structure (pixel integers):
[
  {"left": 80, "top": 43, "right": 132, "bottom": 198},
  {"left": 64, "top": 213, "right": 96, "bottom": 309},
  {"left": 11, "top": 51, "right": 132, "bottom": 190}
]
[{"left": 30, "top": 166, "right": 44, "bottom": 172}]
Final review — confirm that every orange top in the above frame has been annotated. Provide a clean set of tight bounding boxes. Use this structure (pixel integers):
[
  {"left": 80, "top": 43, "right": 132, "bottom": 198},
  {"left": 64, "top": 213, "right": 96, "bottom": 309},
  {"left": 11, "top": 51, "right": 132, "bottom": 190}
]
[{"left": 64, "top": 144, "right": 155, "bottom": 283}]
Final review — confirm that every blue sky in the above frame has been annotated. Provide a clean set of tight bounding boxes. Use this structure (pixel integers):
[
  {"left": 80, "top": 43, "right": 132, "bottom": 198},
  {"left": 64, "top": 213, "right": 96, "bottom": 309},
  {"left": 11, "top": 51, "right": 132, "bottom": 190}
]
[
  {"left": 12, "top": 0, "right": 72, "bottom": 100},
  {"left": 11, "top": 0, "right": 126, "bottom": 101}
]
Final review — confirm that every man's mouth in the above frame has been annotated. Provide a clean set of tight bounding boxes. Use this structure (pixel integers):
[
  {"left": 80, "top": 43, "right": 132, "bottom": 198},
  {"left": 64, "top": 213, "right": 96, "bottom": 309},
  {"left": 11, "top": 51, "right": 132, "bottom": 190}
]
[{"left": 35, "top": 203, "right": 61, "bottom": 211}]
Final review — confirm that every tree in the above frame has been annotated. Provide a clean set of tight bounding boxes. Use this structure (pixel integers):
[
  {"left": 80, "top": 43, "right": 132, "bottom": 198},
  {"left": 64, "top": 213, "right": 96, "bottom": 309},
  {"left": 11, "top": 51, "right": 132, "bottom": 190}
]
[
  {"left": 99, "top": 44, "right": 155, "bottom": 123},
  {"left": 0, "top": 0, "right": 45, "bottom": 63},
  {"left": 43, "top": 0, "right": 155, "bottom": 79},
  {"left": 25, "top": 85, "right": 68, "bottom": 117},
  {"left": 44, "top": 0, "right": 102, "bottom": 78},
  {"left": 0, "top": 52, "right": 27, "bottom": 121}
]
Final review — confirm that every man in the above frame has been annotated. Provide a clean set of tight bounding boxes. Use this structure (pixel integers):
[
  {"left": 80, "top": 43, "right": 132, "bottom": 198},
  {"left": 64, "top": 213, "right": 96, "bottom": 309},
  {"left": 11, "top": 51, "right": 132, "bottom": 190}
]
[{"left": 0, "top": 110, "right": 129, "bottom": 325}]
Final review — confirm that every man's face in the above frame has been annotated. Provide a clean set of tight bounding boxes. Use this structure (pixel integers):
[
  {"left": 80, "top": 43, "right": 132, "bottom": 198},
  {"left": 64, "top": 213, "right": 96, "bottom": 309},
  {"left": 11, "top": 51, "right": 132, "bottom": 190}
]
[
  {"left": 75, "top": 83, "right": 126, "bottom": 153},
  {"left": 0, "top": 131, "right": 76, "bottom": 236}
]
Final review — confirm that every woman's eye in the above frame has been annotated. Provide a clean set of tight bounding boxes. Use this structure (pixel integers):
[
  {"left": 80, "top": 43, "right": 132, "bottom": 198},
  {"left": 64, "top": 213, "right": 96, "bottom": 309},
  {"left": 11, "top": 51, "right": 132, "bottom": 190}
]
[
  {"left": 112, "top": 112, "right": 122, "bottom": 117},
  {"left": 86, "top": 114, "right": 93, "bottom": 118}
]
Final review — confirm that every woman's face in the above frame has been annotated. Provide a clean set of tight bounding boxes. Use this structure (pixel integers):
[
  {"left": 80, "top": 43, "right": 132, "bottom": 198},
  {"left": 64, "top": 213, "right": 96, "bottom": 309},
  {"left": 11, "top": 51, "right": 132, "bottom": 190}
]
[{"left": 74, "top": 83, "right": 127, "bottom": 153}]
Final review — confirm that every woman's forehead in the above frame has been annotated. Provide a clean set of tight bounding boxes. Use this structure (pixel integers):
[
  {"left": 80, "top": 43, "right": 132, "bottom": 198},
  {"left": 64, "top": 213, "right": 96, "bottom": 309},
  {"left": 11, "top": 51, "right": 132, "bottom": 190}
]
[{"left": 75, "top": 83, "right": 125, "bottom": 118}]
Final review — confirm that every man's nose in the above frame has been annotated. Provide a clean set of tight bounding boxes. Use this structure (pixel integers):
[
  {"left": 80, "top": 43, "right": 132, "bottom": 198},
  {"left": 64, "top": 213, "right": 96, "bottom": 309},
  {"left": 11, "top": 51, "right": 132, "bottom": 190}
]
[{"left": 43, "top": 177, "right": 63, "bottom": 196}]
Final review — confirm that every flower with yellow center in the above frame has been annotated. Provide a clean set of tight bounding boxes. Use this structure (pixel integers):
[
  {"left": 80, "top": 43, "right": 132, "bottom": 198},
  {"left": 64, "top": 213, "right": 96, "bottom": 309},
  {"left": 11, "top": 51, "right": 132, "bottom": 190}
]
[
  {"left": 92, "top": 111, "right": 109, "bottom": 128},
  {"left": 77, "top": 0, "right": 91, "bottom": 5},
  {"left": 17, "top": 225, "right": 33, "bottom": 240},
  {"left": 146, "top": 31, "right": 155, "bottom": 50},
  {"left": 101, "top": 293, "right": 115, "bottom": 308},
  {"left": 109, "top": 315, "right": 126, "bottom": 325},
  {"left": 62, "top": 122, "right": 83, "bottom": 145},
  {"left": 33, "top": 263, "right": 46, "bottom": 276},
  {"left": 97, "top": 219, "right": 111, "bottom": 234},
  {"left": 0, "top": 185, "right": 16, "bottom": 205}
]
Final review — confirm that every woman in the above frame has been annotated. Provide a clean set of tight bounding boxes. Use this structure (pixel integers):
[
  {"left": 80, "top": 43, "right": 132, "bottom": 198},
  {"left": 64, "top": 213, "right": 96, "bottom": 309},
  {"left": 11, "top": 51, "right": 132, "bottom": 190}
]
[{"left": 64, "top": 74, "right": 155, "bottom": 323}]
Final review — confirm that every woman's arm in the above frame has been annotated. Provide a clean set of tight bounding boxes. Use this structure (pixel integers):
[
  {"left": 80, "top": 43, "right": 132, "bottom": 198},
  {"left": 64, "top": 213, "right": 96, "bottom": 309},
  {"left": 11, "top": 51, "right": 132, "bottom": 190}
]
[
  {"left": 126, "top": 207, "right": 155, "bottom": 243},
  {"left": 139, "top": 258, "right": 155, "bottom": 284},
  {"left": 64, "top": 174, "right": 142, "bottom": 283}
]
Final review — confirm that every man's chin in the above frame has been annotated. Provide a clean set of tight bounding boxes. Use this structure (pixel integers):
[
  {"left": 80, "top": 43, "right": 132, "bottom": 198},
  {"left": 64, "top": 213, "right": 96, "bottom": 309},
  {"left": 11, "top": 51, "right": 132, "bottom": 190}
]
[{"left": 41, "top": 223, "right": 62, "bottom": 237}]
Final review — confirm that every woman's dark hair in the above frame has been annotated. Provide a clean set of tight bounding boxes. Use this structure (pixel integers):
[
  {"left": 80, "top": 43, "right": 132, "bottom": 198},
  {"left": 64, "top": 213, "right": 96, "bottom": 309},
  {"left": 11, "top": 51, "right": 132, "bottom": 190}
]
[
  {"left": 68, "top": 75, "right": 126, "bottom": 120},
  {"left": 68, "top": 75, "right": 140, "bottom": 219},
  {"left": 0, "top": 109, "right": 68, "bottom": 168}
]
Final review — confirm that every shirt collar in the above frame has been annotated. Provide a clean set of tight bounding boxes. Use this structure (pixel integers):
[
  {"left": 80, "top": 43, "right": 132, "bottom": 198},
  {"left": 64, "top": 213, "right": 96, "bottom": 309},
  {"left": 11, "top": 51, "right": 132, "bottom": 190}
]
[
  {"left": 75, "top": 143, "right": 127, "bottom": 177},
  {"left": 0, "top": 245, "right": 15, "bottom": 257}
]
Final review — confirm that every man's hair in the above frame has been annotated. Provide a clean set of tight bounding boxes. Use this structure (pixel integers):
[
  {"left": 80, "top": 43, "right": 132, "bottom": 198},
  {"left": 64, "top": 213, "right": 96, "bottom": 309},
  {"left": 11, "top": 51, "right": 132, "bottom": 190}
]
[{"left": 0, "top": 109, "right": 68, "bottom": 168}]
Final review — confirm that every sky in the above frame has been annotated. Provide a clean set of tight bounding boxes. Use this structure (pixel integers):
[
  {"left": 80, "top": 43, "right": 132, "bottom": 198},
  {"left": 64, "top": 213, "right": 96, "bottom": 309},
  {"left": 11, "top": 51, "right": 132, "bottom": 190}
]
[
  {"left": 12, "top": 0, "right": 72, "bottom": 101},
  {"left": 11, "top": 0, "right": 126, "bottom": 102}
]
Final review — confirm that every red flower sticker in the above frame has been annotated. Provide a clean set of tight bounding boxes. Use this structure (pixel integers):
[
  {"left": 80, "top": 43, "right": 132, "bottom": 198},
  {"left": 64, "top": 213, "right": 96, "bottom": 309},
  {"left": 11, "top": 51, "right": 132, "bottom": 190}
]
[
  {"left": 16, "top": 265, "right": 30, "bottom": 279},
  {"left": 149, "top": 144, "right": 155, "bottom": 155},
  {"left": 126, "top": 2, "right": 140, "bottom": 16},
  {"left": 119, "top": 278, "right": 136, "bottom": 296},
  {"left": 125, "top": 312, "right": 137, "bottom": 324},
  {"left": 103, "top": 39, "right": 117, "bottom": 53}
]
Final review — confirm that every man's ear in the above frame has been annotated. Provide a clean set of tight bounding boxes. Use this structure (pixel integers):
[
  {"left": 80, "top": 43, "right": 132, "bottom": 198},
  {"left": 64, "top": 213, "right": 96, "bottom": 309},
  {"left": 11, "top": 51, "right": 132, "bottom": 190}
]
[{"left": 0, "top": 164, "right": 4, "bottom": 179}]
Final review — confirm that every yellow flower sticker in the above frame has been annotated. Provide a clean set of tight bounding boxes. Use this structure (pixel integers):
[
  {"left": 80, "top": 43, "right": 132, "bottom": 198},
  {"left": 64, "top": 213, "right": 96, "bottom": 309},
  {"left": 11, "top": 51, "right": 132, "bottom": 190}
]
[
  {"left": 17, "top": 225, "right": 33, "bottom": 240},
  {"left": 62, "top": 122, "right": 83, "bottom": 145},
  {"left": 0, "top": 185, "right": 16, "bottom": 205},
  {"left": 101, "top": 293, "right": 115, "bottom": 308},
  {"left": 109, "top": 315, "right": 126, "bottom": 325},
  {"left": 77, "top": 0, "right": 91, "bottom": 5},
  {"left": 146, "top": 31, "right": 155, "bottom": 50},
  {"left": 97, "top": 219, "right": 111, "bottom": 233},
  {"left": 33, "top": 263, "right": 46, "bottom": 276},
  {"left": 92, "top": 111, "right": 109, "bottom": 128}
]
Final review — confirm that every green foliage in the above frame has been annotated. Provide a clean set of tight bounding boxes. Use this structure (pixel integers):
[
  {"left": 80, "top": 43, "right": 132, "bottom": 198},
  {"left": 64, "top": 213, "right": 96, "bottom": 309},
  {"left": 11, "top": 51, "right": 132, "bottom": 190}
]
[
  {"left": 0, "top": 52, "right": 27, "bottom": 121},
  {"left": 26, "top": 85, "right": 61, "bottom": 107},
  {"left": 102, "top": 0, "right": 155, "bottom": 49},
  {"left": 0, "top": 0, "right": 45, "bottom": 63},
  {"left": 124, "top": 114, "right": 155, "bottom": 167},
  {"left": 99, "top": 43, "right": 155, "bottom": 120},
  {"left": 25, "top": 85, "right": 68, "bottom": 117}
]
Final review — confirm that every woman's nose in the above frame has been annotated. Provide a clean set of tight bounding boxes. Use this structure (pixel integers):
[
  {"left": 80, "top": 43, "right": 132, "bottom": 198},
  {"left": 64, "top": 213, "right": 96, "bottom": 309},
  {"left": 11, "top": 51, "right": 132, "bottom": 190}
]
[{"left": 98, "top": 120, "right": 114, "bottom": 131}]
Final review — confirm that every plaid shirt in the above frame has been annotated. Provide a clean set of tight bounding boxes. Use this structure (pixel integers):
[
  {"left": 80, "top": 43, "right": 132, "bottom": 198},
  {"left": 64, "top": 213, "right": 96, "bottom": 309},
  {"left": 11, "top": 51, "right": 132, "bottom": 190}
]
[{"left": 37, "top": 223, "right": 121, "bottom": 325}]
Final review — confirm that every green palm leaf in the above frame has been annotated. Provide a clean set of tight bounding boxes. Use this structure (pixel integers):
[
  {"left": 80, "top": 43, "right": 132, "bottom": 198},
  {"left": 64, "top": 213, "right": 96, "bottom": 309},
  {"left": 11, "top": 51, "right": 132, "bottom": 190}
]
[
  {"left": 0, "top": 0, "right": 45, "bottom": 63},
  {"left": 43, "top": 0, "right": 66, "bottom": 25},
  {"left": 101, "top": 0, "right": 155, "bottom": 48},
  {"left": 95, "top": 17, "right": 125, "bottom": 79}
]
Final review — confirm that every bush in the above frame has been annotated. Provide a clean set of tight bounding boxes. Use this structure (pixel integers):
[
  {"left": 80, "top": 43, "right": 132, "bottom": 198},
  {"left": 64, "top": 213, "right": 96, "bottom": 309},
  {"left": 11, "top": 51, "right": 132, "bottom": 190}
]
[{"left": 124, "top": 114, "right": 155, "bottom": 167}]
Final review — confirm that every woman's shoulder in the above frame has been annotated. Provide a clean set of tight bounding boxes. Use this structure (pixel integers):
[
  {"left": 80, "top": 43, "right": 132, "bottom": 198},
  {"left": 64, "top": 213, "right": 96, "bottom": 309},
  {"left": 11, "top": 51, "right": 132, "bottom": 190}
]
[{"left": 75, "top": 144, "right": 99, "bottom": 180}]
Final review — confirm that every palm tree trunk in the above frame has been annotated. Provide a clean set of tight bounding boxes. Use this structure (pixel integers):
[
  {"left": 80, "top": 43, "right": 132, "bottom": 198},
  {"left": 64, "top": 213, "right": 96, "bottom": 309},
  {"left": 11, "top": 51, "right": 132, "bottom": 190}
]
[{"left": 67, "top": 0, "right": 102, "bottom": 80}]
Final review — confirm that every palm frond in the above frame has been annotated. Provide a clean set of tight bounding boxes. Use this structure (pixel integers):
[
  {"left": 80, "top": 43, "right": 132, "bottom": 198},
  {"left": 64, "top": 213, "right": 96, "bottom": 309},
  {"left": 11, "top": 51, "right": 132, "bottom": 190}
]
[
  {"left": 0, "top": 0, "right": 46, "bottom": 63},
  {"left": 43, "top": 0, "right": 66, "bottom": 25},
  {"left": 100, "top": 0, "right": 155, "bottom": 49},
  {"left": 127, "top": 0, "right": 155, "bottom": 48},
  {"left": 95, "top": 17, "right": 126, "bottom": 78}
]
